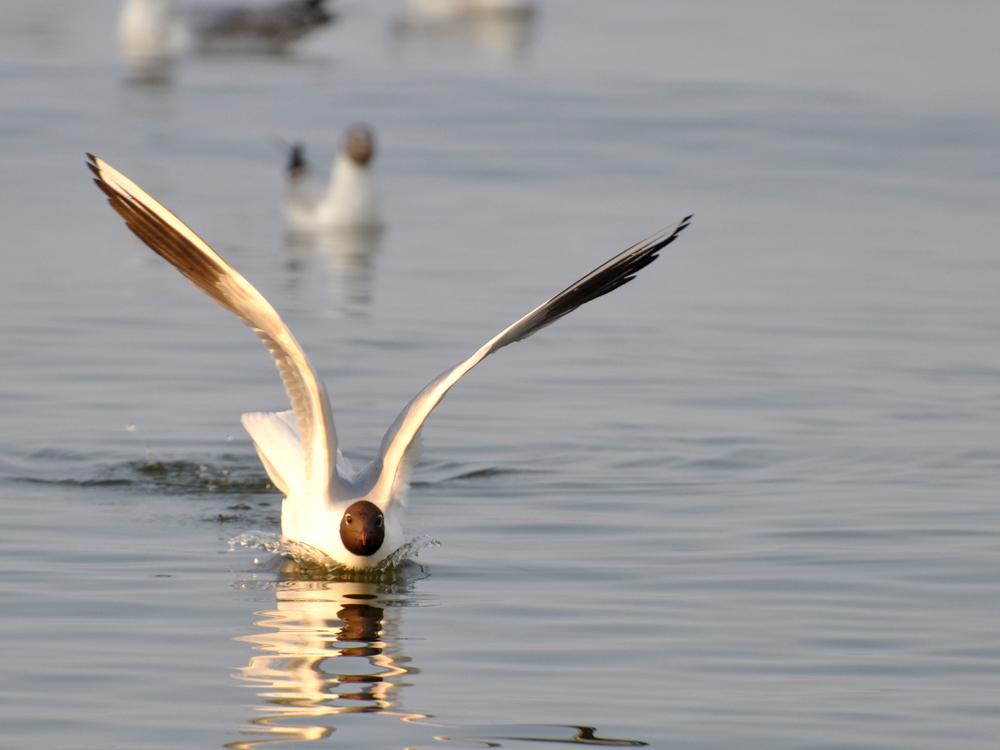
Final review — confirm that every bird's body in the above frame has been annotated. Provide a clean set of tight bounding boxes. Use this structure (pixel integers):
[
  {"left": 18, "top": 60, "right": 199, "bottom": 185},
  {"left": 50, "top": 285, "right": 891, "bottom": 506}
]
[
  {"left": 239, "top": 409, "right": 410, "bottom": 567},
  {"left": 285, "top": 125, "right": 381, "bottom": 233},
  {"left": 89, "top": 154, "right": 690, "bottom": 569},
  {"left": 186, "top": 0, "right": 335, "bottom": 54},
  {"left": 118, "top": 0, "right": 334, "bottom": 61},
  {"left": 406, "top": 0, "right": 535, "bottom": 21},
  {"left": 118, "top": 0, "right": 181, "bottom": 66}
]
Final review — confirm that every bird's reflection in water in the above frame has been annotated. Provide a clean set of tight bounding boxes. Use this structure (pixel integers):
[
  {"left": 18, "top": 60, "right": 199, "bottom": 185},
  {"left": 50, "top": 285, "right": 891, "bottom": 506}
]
[
  {"left": 284, "top": 228, "right": 382, "bottom": 318},
  {"left": 393, "top": 1, "right": 538, "bottom": 62},
  {"left": 121, "top": 56, "right": 176, "bottom": 87},
  {"left": 229, "top": 556, "right": 648, "bottom": 748},
  {"left": 228, "top": 558, "right": 427, "bottom": 748}
]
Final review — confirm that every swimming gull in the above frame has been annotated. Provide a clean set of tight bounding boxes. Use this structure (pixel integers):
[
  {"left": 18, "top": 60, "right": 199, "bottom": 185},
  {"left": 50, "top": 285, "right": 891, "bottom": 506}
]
[
  {"left": 285, "top": 124, "right": 381, "bottom": 233},
  {"left": 118, "top": 0, "right": 335, "bottom": 62}
]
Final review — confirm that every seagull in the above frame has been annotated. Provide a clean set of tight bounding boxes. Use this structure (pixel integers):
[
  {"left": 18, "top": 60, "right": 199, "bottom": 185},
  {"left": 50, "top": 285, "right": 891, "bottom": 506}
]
[
  {"left": 88, "top": 154, "right": 691, "bottom": 569},
  {"left": 186, "top": 0, "right": 335, "bottom": 53},
  {"left": 118, "top": 0, "right": 181, "bottom": 67},
  {"left": 405, "top": 0, "right": 535, "bottom": 21},
  {"left": 285, "top": 124, "right": 381, "bottom": 233},
  {"left": 118, "top": 0, "right": 335, "bottom": 62}
]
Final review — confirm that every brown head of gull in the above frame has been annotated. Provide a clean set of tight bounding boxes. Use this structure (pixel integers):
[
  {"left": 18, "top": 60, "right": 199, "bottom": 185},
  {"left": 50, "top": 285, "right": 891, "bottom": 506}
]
[
  {"left": 344, "top": 124, "right": 375, "bottom": 166},
  {"left": 339, "top": 500, "right": 386, "bottom": 557}
]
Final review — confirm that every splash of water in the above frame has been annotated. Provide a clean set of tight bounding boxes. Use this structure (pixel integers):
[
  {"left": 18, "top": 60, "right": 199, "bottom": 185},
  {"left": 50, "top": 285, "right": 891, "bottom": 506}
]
[{"left": 229, "top": 531, "right": 440, "bottom": 574}]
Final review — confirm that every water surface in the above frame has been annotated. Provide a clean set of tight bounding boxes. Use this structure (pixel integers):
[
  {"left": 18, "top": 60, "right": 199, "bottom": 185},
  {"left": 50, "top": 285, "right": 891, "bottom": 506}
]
[{"left": 1, "top": 1, "right": 999, "bottom": 748}]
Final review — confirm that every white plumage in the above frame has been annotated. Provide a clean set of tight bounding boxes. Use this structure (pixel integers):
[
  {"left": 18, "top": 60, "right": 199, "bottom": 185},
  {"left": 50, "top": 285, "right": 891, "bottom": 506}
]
[{"left": 405, "top": 0, "right": 535, "bottom": 21}]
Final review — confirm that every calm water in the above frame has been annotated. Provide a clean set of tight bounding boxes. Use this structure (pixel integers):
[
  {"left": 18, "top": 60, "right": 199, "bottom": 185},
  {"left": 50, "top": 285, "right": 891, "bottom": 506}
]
[{"left": 2, "top": 1, "right": 999, "bottom": 748}]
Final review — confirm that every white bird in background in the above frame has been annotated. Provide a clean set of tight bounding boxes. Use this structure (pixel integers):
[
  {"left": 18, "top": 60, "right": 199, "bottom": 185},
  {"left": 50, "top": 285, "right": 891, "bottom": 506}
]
[
  {"left": 118, "top": 0, "right": 335, "bottom": 63},
  {"left": 396, "top": 0, "right": 537, "bottom": 59},
  {"left": 285, "top": 124, "right": 382, "bottom": 233},
  {"left": 89, "top": 155, "right": 691, "bottom": 569},
  {"left": 118, "top": 0, "right": 180, "bottom": 66},
  {"left": 405, "top": 0, "right": 535, "bottom": 21}
]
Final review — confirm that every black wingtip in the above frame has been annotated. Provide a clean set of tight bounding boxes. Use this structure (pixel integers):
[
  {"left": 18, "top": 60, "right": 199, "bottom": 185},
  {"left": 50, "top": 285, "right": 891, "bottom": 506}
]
[
  {"left": 484, "top": 216, "right": 693, "bottom": 354},
  {"left": 92, "top": 176, "right": 113, "bottom": 199}
]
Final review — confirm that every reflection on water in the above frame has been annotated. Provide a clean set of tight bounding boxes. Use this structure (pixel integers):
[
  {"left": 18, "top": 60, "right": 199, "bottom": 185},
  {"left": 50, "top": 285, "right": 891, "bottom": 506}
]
[
  {"left": 284, "top": 228, "right": 382, "bottom": 317},
  {"left": 231, "top": 558, "right": 649, "bottom": 748},
  {"left": 230, "top": 559, "right": 426, "bottom": 748},
  {"left": 0, "top": 1, "right": 66, "bottom": 57},
  {"left": 436, "top": 725, "right": 647, "bottom": 747},
  {"left": 393, "top": 1, "right": 537, "bottom": 61},
  {"left": 121, "top": 56, "right": 176, "bottom": 86}
]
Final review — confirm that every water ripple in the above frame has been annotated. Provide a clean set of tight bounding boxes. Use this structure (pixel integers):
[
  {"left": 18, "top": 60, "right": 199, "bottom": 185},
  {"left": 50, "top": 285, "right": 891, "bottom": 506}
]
[
  {"left": 7, "top": 456, "right": 275, "bottom": 495},
  {"left": 230, "top": 531, "right": 441, "bottom": 578}
]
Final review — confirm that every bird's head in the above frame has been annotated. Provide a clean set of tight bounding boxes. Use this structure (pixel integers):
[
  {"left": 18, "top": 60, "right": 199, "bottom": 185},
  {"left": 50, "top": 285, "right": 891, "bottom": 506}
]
[
  {"left": 339, "top": 500, "right": 385, "bottom": 556},
  {"left": 344, "top": 124, "right": 375, "bottom": 166}
]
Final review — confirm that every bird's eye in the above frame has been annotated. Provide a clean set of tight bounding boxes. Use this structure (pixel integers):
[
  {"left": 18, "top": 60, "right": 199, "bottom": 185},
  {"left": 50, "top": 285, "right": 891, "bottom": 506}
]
[
  {"left": 345, "top": 514, "right": 352, "bottom": 524},
  {"left": 377, "top": 515, "right": 383, "bottom": 527}
]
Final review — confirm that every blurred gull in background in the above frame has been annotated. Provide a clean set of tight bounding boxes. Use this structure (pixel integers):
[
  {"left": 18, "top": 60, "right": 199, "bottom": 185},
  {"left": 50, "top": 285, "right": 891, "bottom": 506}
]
[
  {"left": 395, "top": 0, "right": 536, "bottom": 59},
  {"left": 405, "top": 0, "right": 534, "bottom": 21},
  {"left": 284, "top": 124, "right": 382, "bottom": 233},
  {"left": 118, "top": 0, "right": 180, "bottom": 76},
  {"left": 118, "top": 0, "right": 335, "bottom": 76},
  {"left": 185, "top": 0, "right": 335, "bottom": 53}
]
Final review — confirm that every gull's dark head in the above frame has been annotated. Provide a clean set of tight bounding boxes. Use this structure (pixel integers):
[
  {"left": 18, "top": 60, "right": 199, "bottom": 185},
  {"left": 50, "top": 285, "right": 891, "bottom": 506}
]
[
  {"left": 344, "top": 124, "right": 375, "bottom": 166},
  {"left": 339, "top": 500, "right": 385, "bottom": 557}
]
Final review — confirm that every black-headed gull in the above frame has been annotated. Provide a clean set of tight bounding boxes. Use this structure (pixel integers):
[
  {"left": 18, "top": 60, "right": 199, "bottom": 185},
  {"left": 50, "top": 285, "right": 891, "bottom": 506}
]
[
  {"left": 285, "top": 124, "right": 381, "bottom": 232},
  {"left": 88, "top": 154, "right": 691, "bottom": 569},
  {"left": 118, "top": 0, "right": 335, "bottom": 63},
  {"left": 186, "top": 0, "right": 335, "bottom": 53}
]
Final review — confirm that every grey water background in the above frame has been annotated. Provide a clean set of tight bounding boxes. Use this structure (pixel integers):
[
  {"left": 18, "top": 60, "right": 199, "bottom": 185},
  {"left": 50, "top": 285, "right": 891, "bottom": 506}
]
[{"left": 2, "top": 1, "right": 999, "bottom": 748}]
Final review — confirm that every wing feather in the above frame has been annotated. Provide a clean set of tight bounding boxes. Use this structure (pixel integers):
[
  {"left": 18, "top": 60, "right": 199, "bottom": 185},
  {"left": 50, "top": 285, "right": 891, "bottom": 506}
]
[
  {"left": 88, "top": 155, "right": 338, "bottom": 497},
  {"left": 369, "top": 216, "right": 692, "bottom": 501}
]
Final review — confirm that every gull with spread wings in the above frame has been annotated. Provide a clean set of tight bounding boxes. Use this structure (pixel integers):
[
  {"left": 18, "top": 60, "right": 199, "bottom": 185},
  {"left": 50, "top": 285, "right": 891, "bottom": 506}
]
[{"left": 89, "top": 155, "right": 691, "bottom": 569}]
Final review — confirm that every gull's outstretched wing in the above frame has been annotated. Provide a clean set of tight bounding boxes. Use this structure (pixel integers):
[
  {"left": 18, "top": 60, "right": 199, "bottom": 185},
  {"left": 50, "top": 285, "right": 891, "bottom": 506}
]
[
  {"left": 365, "top": 216, "right": 693, "bottom": 502},
  {"left": 88, "top": 154, "right": 338, "bottom": 497}
]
